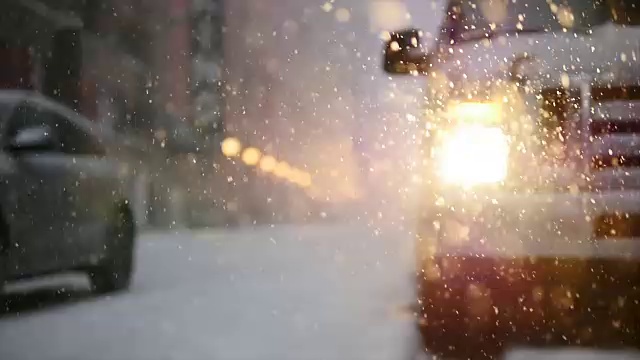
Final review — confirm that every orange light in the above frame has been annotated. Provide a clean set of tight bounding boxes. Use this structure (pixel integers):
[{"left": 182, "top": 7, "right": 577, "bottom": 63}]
[
  {"left": 287, "top": 168, "right": 300, "bottom": 183},
  {"left": 274, "top": 161, "right": 291, "bottom": 178},
  {"left": 298, "top": 172, "right": 312, "bottom": 188},
  {"left": 259, "top": 155, "right": 277, "bottom": 172},
  {"left": 288, "top": 168, "right": 309, "bottom": 187},
  {"left": 241, "top": 147, "right": 261, "bottom": 166},
  {"left": 221, "top": 137, "right": 242, "bottom": 157}
]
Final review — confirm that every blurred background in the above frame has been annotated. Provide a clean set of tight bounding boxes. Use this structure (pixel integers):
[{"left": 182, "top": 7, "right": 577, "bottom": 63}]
[
  {"left": 0, "top": 3, "right": 437, "bottom": 358},
  {"left": 0, "top": 0, "right": 440, "bottom": 230},
  {"left": 4, "top": 2, "right": 638, "bottom": 360}
]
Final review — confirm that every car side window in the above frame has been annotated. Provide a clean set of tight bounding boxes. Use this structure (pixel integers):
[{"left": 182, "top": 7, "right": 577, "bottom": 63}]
[
  {"left": 4, "top": 101, "right": 51, "bottom": 141},
  {"left": 46, "top": 111, "right": 106, "bottom": 156}
]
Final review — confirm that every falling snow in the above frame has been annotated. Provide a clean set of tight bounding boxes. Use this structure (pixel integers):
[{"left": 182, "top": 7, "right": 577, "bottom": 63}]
[{"left": 2, "top": 0, "right": 640, "bottom": 359}]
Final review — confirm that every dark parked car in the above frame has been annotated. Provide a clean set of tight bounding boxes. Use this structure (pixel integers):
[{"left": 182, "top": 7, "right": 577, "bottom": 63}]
[{"left": 0, "top": 90, "right": 136, "bottom": 294}]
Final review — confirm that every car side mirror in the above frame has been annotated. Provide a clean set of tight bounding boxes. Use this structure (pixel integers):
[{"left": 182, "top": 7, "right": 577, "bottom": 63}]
[
  {"left": 6, "top": 125, "right": 56, "bottom": 154},
  {"left": 383, "top": 28, "right": 433, "bottom": 75}
]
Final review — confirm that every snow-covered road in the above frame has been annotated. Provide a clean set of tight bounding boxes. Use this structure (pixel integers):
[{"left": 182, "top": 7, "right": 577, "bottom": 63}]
[{"left": 0, "top": 225, "right": 637, "bottom": 360}]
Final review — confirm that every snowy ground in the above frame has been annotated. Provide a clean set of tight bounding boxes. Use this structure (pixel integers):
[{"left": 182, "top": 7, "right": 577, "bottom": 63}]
[{"left": 0, "top": 224, "right": 638, "bottom": 360}]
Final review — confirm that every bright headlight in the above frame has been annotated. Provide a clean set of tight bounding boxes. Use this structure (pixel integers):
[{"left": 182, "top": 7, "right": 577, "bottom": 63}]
[
  {"left": 436, "top": 125, "right": 509, "bottom": 187},
  {"left": 448, "top": 102, "right": 502, "bottom": 125}
]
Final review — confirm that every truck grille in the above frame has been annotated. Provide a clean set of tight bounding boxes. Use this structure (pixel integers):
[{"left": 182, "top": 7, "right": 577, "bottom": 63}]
[
  {"left": 540, "top": 84, "right": 640, "bottom": 190},
  {"left": 594, "top": 212, "right": 640, "bottom": 238},
  {"left": 589, "top": 86, "right": 640, "bottom": 171}
]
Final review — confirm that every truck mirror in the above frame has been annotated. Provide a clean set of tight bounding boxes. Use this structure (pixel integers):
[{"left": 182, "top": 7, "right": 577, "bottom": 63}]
[{"left": 383, "top": 28, "right": 432, "bottom": 75}]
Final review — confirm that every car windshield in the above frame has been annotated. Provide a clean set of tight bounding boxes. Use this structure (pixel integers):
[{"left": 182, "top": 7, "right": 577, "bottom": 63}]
[{"left": 442, "top": 0, "right": 612, "bottom": 43}]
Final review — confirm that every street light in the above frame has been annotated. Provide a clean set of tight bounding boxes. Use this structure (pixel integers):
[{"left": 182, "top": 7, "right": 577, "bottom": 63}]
[
  {"left": 298, "top": 172, "right": 312, "bottom": 188},
  {"left": 259, "top": 155, "right": 277, "bottom": 172},
  {"left": 274, "top": 161, "right": 291, "bottom": 178},
  {"left": 221, "top": 137, "right": 242, "bottom": 157},
  {"left": 241, "top": 147, "right": 261, "bottom": 166}
]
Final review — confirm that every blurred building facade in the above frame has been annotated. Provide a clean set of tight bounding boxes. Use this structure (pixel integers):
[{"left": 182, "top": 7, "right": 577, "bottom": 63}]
[
  {"left": 221, "top": 0, "right": 448, "bottom": 219},
  {"left": 1, "top": 0, "right": 435, "bottom": 227},
  {"left": 222, "top": 0, "right": 425, "bottom": 216},
  {"left": 1, "top": 0, "right": 227, "bottom": 228}
]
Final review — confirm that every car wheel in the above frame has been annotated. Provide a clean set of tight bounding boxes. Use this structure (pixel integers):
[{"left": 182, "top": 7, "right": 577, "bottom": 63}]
[
  {"left": 89, "top": 206, "right": 135, "bottom": 294},
  {"left": 0, "top": 218, "right": 9, "bottom": 291},
  {"left": 0, "top": 255, "right": 6, "bottom": 292}
]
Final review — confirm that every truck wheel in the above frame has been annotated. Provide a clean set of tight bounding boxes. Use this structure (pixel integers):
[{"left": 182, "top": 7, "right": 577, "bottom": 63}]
[
  {"left": 89, "top": 206, "right": 135, "bottom": 294},
  {"left": 418, "top": 321, "right": 504, "bottom": 360},
  {"left": 417, "top": 280, "right": 505, "bottom": 360}
]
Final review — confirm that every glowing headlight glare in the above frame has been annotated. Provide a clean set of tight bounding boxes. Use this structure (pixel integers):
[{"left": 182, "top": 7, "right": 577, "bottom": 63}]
[
  {"left": 449, "top": 102, "right": 501, "bottom": 124},
  {"left": 437, "top": 126, "right": 509, "bottom": 186}
]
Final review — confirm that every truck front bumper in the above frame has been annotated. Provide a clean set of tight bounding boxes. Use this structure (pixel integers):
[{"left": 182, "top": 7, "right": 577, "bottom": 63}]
[
  {"left": 415, "top": 190, "right": 640, "bottom": 348},
  {"left": 417, "top": 256, "right": 640, "bottom": 348}
]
